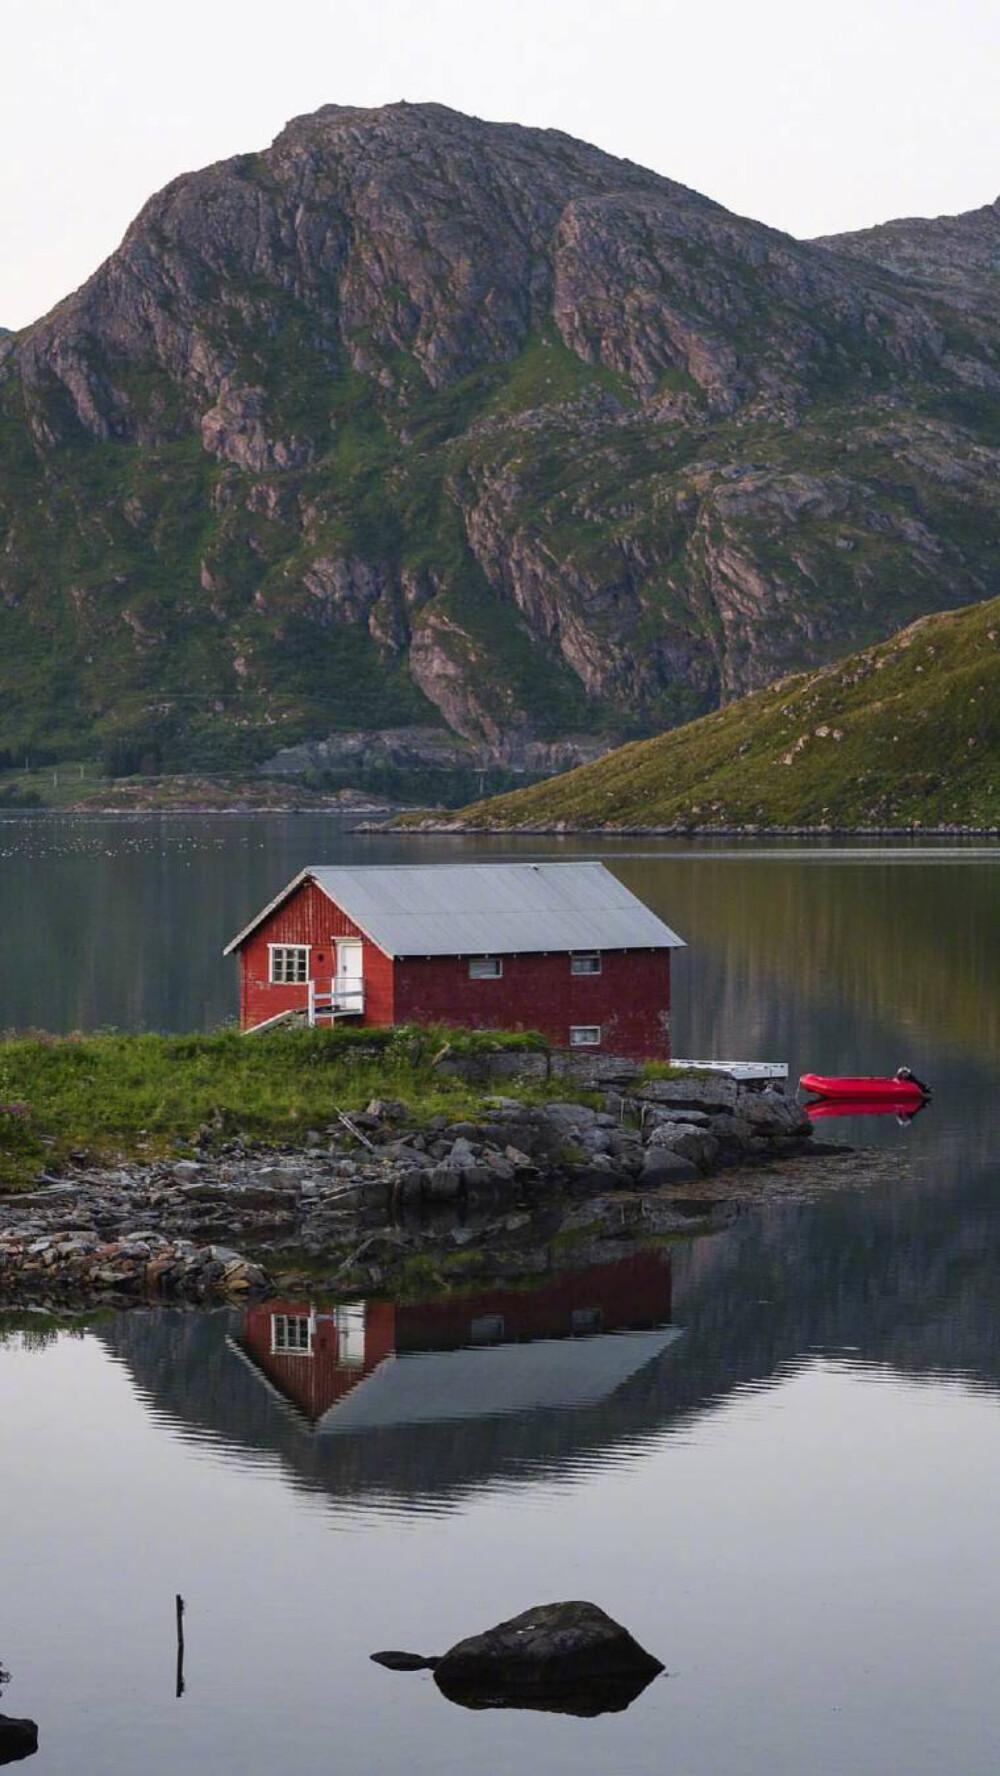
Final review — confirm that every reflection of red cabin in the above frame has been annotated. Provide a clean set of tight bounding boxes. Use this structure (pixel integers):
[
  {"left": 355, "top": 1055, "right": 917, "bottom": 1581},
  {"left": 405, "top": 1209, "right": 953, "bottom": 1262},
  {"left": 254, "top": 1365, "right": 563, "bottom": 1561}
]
[
  {"left": 223, "top": 862, "right": 684, "bottom": 1058},
  {"left": 233, "top": 1252, "right": 675, "bottom": 1430}
]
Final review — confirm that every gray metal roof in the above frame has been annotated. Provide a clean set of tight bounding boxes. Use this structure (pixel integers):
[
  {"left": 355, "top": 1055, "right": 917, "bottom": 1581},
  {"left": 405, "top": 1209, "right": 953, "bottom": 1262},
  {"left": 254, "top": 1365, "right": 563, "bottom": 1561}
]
[
  {"left": 224, "top": 861, "right": 684, "bottom": 958},
  {"left": 317, "top": 1329, "right": 684, "bottom": 1434}
]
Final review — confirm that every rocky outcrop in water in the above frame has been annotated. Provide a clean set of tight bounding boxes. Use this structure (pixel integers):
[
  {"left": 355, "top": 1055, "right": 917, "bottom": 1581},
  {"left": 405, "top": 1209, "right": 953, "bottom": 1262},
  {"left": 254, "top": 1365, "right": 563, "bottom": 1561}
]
[
  {"left": 374, "top": 1601, "right": 664, "bottom": 1716},
  {"left": 1, "top": 105, "right": 1000, "bottom": 768},
  {"left": 0, "top": 1714, "right": 38, "bottom": 1766}
]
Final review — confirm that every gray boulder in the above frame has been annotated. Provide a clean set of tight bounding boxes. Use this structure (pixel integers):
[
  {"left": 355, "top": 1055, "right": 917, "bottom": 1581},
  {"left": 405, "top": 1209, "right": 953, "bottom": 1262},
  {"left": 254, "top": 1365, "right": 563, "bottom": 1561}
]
[
  {"left": 539, "top": 1102, "right": 600, "bottom": 1130},
  {"left": 441, "top": 1136, "right": 478, "bottom": 1168},
  {"left": 579, "top": 1126, "right": 613, "bottom": 1154},
  {"left": 646, "top": 1123, "right": 720, "bottom": 1170},
  {"left": 608, "top": 1128, "right": 641, "bottom": 1154},
  {"left": 708, "top": 1112, "right": 753, "bottom": 1149},
  {"left": 548, "top": 1053, "right": 641, "bottom": 1087},
  {"left": 483, "top": 1052, "right": 549, "bottom": 1082},
  {"left": 636, "top": 1075, "right": 739, "bottom": 1112},
  {"left": 640, "top": 1149, "right": 700, "bottom": 1186},
  {"left": 172, "top": 1160, "right": 208, "bottom": 1182},
  {"left": 365, "top": 1097, "right": 410, "bottom": 1121},
  {"left": 644, "top": 1105, "right": 714, "bottom": 1128},
  {"left": 565, "top": 1156, "right": 629, "bottom": 1190},
  {"left": 742, "top": 1091, "right": 811, "bottom": 1136}
]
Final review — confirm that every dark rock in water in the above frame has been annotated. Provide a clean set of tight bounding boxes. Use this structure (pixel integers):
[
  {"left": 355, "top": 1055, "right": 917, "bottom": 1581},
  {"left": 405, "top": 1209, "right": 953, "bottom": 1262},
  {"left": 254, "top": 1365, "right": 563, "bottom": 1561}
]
[
  {"left": 0, "top": 1714, "right": 39, "bottom": 1765},
  {"left": 370, "top": 1650, "right": 439, "bottom": 1672},
  {"left": 432, "top": 1601, "right": 663, "bottom": 1713},
  {"left": 436, "top": 1668, "right": 658, "bottom": 1717}
]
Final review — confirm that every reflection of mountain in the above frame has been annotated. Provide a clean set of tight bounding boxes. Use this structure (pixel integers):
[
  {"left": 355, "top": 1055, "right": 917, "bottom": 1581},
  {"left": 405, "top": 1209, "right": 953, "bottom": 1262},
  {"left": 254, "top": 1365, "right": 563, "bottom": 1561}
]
[
  {"left": 96, "top": 1167, "right": 1000, "bottom": 1512},
  {"left": 613, "top": 850, "right": 1000, "bottom": 1079}
]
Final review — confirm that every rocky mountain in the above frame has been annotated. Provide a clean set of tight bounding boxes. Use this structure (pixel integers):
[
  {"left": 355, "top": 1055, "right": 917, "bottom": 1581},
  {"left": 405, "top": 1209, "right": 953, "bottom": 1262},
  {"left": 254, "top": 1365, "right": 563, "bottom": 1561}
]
[
  {"left": 422, "top": 590, "right": 1000, "bottom": 830},
  {"left": 817, "top": 194, "right": 1000, "bottom": 306},
  {"left": 2, "top": 102, "right": 1000, "bottom": 772}
]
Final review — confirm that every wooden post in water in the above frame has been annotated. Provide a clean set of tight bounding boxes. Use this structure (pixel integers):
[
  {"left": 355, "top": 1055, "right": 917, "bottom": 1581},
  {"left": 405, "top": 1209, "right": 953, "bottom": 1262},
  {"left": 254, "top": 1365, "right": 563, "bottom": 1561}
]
[{"left": 175, "top": 1594, "right": 185, "bottom": 1698}]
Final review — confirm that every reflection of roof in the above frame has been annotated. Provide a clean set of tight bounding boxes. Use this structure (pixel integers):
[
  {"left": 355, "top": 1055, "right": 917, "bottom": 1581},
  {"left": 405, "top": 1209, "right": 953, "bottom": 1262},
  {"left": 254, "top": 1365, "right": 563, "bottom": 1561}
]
[
  {"left": 224, "top": 861, "right": 685, "bottom": 958},
  {"left": 316, "top": 1329, "right": 683, "bottom": 1434}
]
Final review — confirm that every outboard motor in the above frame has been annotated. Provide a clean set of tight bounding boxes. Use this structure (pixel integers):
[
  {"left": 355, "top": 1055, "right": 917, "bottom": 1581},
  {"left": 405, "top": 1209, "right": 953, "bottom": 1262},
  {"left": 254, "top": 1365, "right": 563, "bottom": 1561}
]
[{"left": 894, "top": 1066, "right": 931, "bottom": 1097}]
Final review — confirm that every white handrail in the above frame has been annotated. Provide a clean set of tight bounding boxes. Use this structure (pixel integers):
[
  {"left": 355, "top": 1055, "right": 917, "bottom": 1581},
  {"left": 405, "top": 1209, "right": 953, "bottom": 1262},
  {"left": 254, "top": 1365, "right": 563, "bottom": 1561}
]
[{"left": 307, "top": 982, "right": 365, "bottom": 1024}]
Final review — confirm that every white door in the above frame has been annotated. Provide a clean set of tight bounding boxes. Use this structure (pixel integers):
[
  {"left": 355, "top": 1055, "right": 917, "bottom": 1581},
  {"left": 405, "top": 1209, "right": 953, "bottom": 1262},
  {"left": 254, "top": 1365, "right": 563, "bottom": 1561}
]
[{"left": 336, "top": 940, "right": 364, "bottom": 1011}]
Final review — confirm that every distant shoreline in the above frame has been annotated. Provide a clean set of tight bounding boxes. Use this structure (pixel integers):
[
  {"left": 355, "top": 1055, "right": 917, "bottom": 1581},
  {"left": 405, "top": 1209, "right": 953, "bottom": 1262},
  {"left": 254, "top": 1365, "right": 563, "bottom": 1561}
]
[
  {"left": 5, "top": 806, "right": 1000, "bottom": 836},
  {"left": 2, "top": 806, "right": 397, "bottom": 819},
  {"left": 369, "top": 820, "right": 1000, "bottom": 839}
]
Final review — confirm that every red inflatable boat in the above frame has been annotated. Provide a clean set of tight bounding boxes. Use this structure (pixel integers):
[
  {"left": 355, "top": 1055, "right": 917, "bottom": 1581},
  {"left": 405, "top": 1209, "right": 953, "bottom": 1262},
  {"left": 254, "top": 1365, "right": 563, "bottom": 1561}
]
[{"left": 799, "top": 1072, "right": 929, "bottom": 1104}]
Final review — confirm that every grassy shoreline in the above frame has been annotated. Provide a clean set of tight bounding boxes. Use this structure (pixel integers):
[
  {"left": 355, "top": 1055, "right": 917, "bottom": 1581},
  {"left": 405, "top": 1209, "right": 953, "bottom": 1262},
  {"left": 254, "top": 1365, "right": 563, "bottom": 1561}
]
[
  {"left": 381, "top": 820, "right": 1000, "bottom": 837},
  {"left": 0, "top": 1024, "right": 590, "bottom": 1192}
]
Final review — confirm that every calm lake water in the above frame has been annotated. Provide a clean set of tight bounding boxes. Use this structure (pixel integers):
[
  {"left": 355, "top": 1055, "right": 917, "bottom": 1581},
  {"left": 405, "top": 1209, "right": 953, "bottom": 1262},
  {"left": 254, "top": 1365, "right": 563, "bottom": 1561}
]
[{"left": 3, "top": 817, "right": 1000, "bottom": 1773}]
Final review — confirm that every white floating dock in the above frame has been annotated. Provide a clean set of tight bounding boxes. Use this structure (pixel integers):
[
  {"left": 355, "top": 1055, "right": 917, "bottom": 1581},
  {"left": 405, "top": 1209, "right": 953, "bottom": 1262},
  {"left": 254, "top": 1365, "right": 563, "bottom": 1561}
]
[{"left": 672, "top": 1059, "right": 789, "bottom": 1082}]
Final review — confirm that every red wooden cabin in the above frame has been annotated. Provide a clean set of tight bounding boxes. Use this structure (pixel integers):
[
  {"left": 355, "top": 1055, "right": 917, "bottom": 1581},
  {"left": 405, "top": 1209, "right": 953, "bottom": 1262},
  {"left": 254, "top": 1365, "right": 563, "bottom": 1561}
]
[{"left": 223, "top": 861, "right": 684, "bottom": 1058}]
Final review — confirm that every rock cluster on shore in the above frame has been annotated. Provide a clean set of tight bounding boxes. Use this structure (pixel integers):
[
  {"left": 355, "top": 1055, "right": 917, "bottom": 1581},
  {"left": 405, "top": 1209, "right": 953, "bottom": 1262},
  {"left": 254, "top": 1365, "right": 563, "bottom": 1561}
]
[{"left": 0, "top": 1071, "right": 815, "bottom": 1303}]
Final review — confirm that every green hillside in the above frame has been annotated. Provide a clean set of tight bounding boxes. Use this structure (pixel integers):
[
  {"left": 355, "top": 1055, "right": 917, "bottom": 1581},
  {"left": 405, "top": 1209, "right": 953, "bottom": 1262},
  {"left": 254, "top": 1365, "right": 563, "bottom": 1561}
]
[{"left": 432, "top": 595, "right": 1000, "bottom": 830}]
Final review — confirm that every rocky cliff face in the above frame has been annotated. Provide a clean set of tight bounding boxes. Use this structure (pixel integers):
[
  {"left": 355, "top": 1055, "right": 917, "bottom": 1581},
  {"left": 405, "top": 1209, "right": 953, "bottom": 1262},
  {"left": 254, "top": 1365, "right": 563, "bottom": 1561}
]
[{"left": 1, "top": 103, "right": 999, "bottom": 767}]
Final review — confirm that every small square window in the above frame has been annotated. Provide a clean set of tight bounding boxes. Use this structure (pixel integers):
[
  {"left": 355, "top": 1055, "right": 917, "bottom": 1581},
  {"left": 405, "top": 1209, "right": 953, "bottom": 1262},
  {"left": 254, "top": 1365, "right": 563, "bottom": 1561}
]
[
  {"left": 571, "top": 953, "right": 601, "bottom": 976},
  {"left": 270, "top": 945, "right": 309, "bottom": 985},
  {"left": 469, "top": 956, "right": 502, "bottom": 979},
  {"left": 272, "top": 1313, "right": 312, "bottom": 1354},
  {"left": 470, "top": 1314, "right": 505, "bottom": 1345},
  {"left": 570, "top": 1025, "right": 602, "bottom": 1047}
]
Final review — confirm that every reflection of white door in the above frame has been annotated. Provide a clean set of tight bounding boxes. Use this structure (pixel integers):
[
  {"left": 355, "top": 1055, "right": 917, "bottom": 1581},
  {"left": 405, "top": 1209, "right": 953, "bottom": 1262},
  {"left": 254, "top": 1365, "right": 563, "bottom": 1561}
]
[
  {"left": 336, "top": 940, "right": 363, "bottom": 1010},
  {"left": 334, "top": 1304, "right": 366, "bottom": 1367}
]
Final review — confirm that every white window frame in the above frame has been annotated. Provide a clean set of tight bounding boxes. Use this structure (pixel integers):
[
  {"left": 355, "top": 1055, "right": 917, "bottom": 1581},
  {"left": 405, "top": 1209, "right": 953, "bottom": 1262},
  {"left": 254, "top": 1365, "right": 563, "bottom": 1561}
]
[
  {"left": 570, "top": 1025, "right": 602, "bottom": 1047},
  {"left": 268, "top": 943, "right": 311, "bottom": 985},
  {"left": 571, "top": 952, "right": 602, "bottom": 976},
  {"left": 469, "top": 955, "right": 503, "bottom": 980},
  {"left": 571, "top": 1307, "right": 603, "bottom": 1335},
  {"left": 271, "top": 1313, "right": 313, "bottom": 1355}
]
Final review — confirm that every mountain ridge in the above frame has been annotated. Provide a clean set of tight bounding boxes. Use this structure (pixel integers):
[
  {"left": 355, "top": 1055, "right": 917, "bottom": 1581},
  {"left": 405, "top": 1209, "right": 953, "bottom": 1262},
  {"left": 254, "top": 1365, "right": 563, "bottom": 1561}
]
[{"left": 1, "top": 102, "right": 999, "bottom": 773}]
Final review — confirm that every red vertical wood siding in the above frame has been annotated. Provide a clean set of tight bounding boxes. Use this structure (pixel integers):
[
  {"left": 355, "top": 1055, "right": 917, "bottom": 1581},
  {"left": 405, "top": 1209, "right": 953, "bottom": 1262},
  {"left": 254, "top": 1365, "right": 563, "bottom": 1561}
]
[
  {"left": 239, "top": 1298, "right": 397, "bottom": 1423},
  {"left": 394, "top": 1250, "right": 672, "bottom": 1350},
  {"left": 392, "top": 949, "right": 671, "bottom": 1058},
  {"left": 238, "top": 880, "right": 394, "bottom": 1031},
  {"left": 236, "top": 877, "right": 672, "bottom": 1057},
  {"left": 236, "top": 1253, "right": 670, "bottom": 1423}
]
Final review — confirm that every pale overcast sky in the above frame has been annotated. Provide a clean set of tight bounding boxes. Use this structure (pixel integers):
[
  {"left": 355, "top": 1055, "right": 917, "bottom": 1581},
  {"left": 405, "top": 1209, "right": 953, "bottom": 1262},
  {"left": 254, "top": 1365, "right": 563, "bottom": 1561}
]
[{"left": 3, "top": 0, "right": 999, "bottom": 329}]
